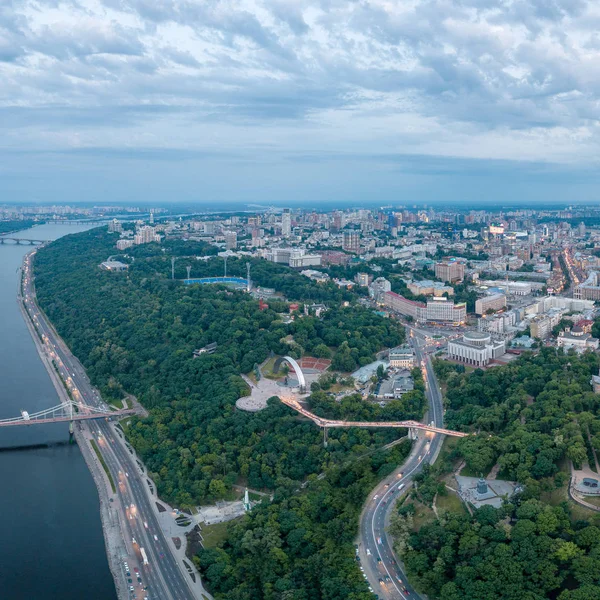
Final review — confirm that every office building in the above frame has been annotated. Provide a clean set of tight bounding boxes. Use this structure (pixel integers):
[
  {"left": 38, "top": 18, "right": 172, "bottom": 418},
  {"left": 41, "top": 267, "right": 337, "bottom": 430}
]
[
  {"left": 426, "top": 298, "right": 466, "bottom": 324},
  {"left": 475, "top": 293, "right": 507, "bottom": 316},
  {"left": 435, "top": 260, "right": 465, "bottom": 283},
  {"left": 289, "top": 253, "right": 322, "bottom": 268}
]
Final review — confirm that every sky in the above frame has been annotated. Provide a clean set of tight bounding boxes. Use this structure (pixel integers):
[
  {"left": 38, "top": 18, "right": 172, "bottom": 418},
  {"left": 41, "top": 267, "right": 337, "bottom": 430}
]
[{"left": 3, "top": 0, "right": 600, "bottom": 205}]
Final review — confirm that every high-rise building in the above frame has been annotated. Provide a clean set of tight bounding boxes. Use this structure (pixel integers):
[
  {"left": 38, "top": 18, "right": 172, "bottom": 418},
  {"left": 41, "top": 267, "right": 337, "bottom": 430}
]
[
  {"left": 134, "top": 225, "right": 157, "bottom": 245},
  {"left": 342, "top": 230, "right": 361, "bottom": 253},
  {"left": 224, "top": 231, "right": 237, "bottom": 250},
  {"left": 108, "top": 218, "right": 122, "bottom": 233},
  {"left": 281, "top": 209, "right": 292, "bottom": 237},
  {"left": 434, "top": 260, "right": 465, "bottom": 283}
]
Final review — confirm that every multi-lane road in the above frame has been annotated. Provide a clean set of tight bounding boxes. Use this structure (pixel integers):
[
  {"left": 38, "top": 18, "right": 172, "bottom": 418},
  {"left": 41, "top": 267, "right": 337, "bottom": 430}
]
[
  {"left": 21, "top": 250, "right": 200, "bottom": 600},
  {"left": 358, "top": 327, "right": 446, "bottom": 599}
]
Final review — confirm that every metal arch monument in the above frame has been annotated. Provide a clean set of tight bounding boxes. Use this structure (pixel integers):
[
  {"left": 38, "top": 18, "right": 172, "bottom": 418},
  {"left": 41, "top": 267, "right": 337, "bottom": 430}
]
[{"left": 272, "top": 356, "right": 307, "bottom": 393}]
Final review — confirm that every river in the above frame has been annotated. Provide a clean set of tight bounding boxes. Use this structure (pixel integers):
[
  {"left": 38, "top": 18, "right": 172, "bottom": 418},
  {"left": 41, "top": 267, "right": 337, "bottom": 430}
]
[{"left": 0, "top": 223, "right": 117, "bottom": 600}]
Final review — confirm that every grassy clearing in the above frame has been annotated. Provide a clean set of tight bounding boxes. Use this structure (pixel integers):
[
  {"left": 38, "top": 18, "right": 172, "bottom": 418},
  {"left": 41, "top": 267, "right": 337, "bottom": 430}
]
[
  {"left": 582, "top": 495, "right": 600, "bottom": 507},
  {"left": 541, "top": 481, "right": 598, "bottom": 521},
  {"left": 90, "top": 438, "right": 116, "bottom": 494},
  {"left": 261, "top": 356, "right": 281, "bottom": 379},
  {"left": 411, "top": 501, "right": 436, "bottom": 531},
  {"left": 436, "top": 491, "right": 465, "bottom": 515},
  {"left": 200, "top": 521, "right": 231, "bottom": 549}
]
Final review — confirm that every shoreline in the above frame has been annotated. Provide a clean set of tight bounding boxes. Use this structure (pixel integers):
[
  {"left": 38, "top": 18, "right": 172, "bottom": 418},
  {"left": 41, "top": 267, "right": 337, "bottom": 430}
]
[
  {"left": 19, "top": 248, "right": 211, "bottom": 600},
  {"left": 18, "top": 250, "right": 127, "bottom": 600}
]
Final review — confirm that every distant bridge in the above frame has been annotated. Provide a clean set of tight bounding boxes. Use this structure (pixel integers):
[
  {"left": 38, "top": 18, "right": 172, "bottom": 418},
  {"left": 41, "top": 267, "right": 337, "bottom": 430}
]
[
  {"left": 279, "top": 396, "right": 468, "bottom": 444},
  {"left": 0, "top": 400, "right": 135, "bottom": 428},
  {"left": 0, "top": 237, "right": 50, "bottom": 245}
]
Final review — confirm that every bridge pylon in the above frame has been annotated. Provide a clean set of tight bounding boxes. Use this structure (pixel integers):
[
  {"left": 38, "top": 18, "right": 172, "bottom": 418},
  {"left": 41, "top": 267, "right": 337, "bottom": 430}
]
[{"left": 69, "top": 420, "right": 74, "bottom": 443}]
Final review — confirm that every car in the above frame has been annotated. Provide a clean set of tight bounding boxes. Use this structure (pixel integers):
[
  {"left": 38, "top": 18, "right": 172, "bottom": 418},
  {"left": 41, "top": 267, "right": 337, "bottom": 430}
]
[
  {"left": 366, "top": 548, "right": 371, "bottom": 556},
  {"left": 384, "top": 575, "right": 391, "bottom": 583},
  {"left": 377, "top": 556, "right": 382, "bottom": 563},
  {"left": 355, "top": 556, "right": 360, "bottom": 562},
  {"left": 153, "top": 535, "right": 158, "bottom": 542},
  {"left": 378, "top": 578, "right": 384, "bottom": 585}
]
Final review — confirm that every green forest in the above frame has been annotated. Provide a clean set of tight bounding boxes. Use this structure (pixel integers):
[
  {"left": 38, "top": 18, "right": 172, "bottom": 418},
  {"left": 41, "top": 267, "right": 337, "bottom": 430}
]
[
  {"left": 33, "top": 227, "right": 416, "bottom": 599},
  {"left": 434, "top": 350, "right": 600, "bottom": 482},
  {"left": 392, "top": 351, "right": 600, "bottom": 599},
  {"left": 0, "top": 219, "right": 40, "bottom": 235}
]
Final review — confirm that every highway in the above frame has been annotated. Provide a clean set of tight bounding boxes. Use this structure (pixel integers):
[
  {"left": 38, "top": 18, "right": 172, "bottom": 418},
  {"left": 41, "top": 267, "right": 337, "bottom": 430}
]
[
  {"left": 21, "top": 250, "right": 199, "bottom": 600},
  {"left": 358, "top": 326, "right": 446, "bottom": 599}
]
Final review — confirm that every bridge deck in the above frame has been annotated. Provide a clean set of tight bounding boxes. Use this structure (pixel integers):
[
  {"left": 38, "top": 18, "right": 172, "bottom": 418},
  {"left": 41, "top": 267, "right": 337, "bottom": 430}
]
[{"left": 280, "top": 397, "right": 468, "bottom": 437}]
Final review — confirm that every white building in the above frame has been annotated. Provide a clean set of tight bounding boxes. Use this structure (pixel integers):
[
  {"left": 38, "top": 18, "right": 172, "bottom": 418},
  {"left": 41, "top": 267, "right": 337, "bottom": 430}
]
[
  {"left": 557, "top": 327, "right": 599, "bottom": 351},
  {"left": 289, "top": 254, "right": 322, "bottom": 268},
  {"left": 389, "top": 346, "right": 415, "bottom": 368},
  {"left": 426, "top": 298, "right": 466, "bottom": 324},
  {"left": 447, "top": 332, "right": 506, "bottom": 367},
  {"left": 281, "top": 209, "right": 292, "bottom": 237},
  {"left": 369, "top": 277, "right": 392, "bottom": 300}
]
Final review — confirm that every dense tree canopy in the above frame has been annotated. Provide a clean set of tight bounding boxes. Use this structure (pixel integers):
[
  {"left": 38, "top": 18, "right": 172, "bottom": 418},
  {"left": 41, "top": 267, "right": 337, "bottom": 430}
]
[
  {"left": 433, "top": 350, "right": 600, "bottom": 482},
  {"left": 401, "top": 501, "right": 600, "bottom": 600}
]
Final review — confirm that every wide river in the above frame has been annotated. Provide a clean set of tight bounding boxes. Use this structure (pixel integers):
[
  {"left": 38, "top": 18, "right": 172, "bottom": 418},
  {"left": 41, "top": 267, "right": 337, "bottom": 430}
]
[{"left": 0, "top": 223, "right": 116, "bottom": 599}]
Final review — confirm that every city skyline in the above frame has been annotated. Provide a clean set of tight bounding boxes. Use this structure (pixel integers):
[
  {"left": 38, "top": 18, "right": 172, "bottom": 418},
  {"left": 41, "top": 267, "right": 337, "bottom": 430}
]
[{"left": 4, "top": 1, "right": 600, "bottom": 203}]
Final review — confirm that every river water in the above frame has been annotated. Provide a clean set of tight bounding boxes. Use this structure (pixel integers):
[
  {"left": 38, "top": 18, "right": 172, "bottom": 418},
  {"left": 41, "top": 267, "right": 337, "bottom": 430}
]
[{"left": 0, "top": 223, "right": 116, "bottom": 600}]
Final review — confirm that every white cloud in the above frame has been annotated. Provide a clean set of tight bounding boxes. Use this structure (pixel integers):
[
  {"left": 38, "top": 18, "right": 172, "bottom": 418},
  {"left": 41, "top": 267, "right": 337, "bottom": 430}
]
[{"left": 2, "top": 0, "right": 600, "bottom": 167}]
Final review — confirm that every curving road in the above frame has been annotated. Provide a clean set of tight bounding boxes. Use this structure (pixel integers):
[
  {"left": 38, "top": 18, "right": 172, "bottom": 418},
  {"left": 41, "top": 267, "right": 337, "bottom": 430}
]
[
  {"left": 358, "top": 327, "right": 445, "bottom": 599},
  {"left": 22, "top": 250, "right": 200, "bottom": 600}
]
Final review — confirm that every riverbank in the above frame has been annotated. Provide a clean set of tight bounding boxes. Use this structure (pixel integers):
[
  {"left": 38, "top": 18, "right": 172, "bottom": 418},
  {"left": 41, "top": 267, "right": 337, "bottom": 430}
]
[
  {"left": 20, "top": 248, "right": 210, "bottom": 600},
  {"left": 18, "top": 250, "right": 126, "bottom": 600}
]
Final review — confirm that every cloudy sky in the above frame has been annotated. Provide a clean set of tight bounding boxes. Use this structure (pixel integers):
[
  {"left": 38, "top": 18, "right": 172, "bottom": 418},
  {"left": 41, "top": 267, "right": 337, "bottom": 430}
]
[{"left": 2, "top": 0, "right": 600, "bottom": 205}]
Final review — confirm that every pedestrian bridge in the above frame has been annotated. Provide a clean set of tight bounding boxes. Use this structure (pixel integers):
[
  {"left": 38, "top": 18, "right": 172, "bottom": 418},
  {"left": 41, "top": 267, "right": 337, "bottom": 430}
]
[
  {"left": 0, "top": 400, "right": 135, "bottom": 428},
  {"left": 279, "top": 396, "right": 468, "bottom": 438}
]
